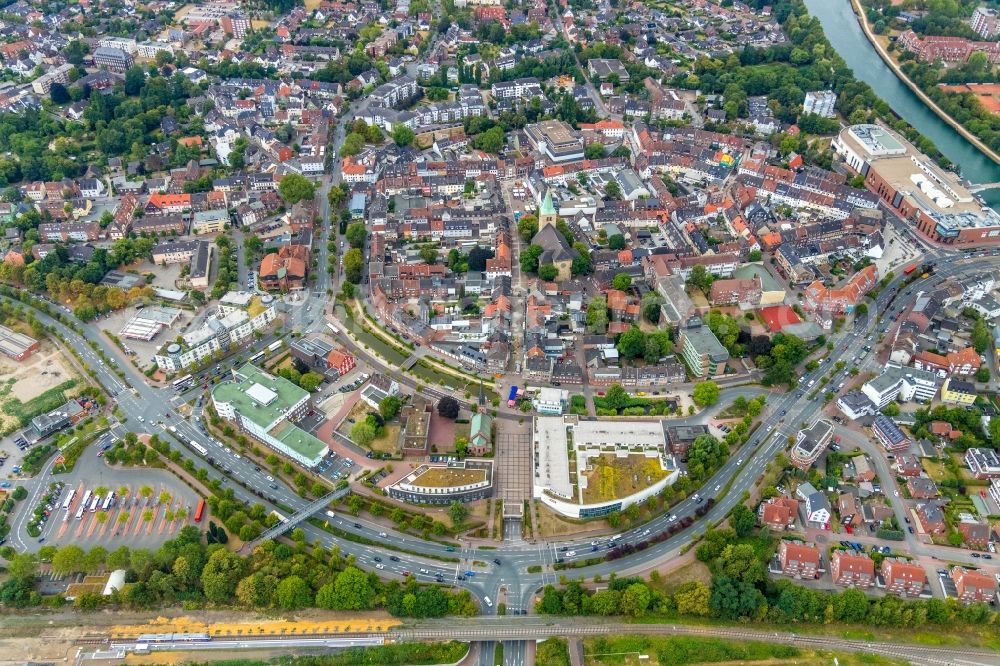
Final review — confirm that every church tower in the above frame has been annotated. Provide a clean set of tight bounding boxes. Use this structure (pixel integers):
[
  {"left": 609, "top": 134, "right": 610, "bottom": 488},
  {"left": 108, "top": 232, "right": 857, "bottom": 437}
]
[{"left": 539, "top": 189, "right": 558, "bottom": 230}]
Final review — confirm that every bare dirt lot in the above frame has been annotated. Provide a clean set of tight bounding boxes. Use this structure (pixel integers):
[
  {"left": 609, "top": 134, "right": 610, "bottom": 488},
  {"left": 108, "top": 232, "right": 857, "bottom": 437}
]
[
  {"left": 0, "top": 341, "right": 82, "bottom": 433},
  {"left": 0, "top": 343, "right": 78, "bottom": 403}
]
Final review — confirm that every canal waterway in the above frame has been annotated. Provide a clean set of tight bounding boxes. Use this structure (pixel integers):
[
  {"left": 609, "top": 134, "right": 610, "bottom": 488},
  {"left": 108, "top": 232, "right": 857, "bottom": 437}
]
[{"left": 805, "top": 0, "right": 1000, "bottom": 191}]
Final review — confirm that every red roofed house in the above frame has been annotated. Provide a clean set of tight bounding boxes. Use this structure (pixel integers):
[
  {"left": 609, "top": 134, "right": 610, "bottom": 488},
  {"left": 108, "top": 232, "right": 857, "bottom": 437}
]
[
  {"left": 145, "top": 192, "right": 192, "bottom": 215},
  {"left": 830, "top": 551, "right": 875, "bottom": 588},
  {"left": 259, "top": 245, "right": 308, "bottom": 291},
  {"left": 778, "top": 541, "right": 820, "bottom": 579},
  {"left": 758, "top": 496, "right": 798, "bottom": 530},
  {"left": 952, "top": 567, "right": 997, "bottom": 604},
  {"left": 326, "top": 348, "right": 356, "bottom": 378},
  {"left": 803, "top": 265, "right": 878, "bottom": 315},
  {"left": 958, "top": 521, "right": 991, "bottom": 549},
  {"left": 881, "top": 558, "right": 926, "bottom": 597}
]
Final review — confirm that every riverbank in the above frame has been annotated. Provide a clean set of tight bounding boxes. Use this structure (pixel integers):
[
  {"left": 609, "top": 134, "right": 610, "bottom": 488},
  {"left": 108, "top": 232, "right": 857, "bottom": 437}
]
[{"left": 847, "top": 0, "right": 1000, "bottom": 167}]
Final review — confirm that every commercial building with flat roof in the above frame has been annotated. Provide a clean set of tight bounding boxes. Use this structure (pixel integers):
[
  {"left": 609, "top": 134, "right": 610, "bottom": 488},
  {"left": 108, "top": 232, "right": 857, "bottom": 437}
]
[
  {"left": 211, "top": 363, "right": 327, "bottom": 468},
  {"left": 0, "top": 325, "right": 39, "bottom": 360},
  {"left": 524, "top": 120, "right": 585, "bottom": 163},
  {"left": 833, "top": 124, "right": 1000, "bottom": 246},
  {"left": 677, "top": 317, "right": 729, "bottom": 377},
  {"left": 388, "top": 459, "right": 493, "bottom": 505},
  {"left": 533, "top": 416, "right": 679, "bottom": 519}
]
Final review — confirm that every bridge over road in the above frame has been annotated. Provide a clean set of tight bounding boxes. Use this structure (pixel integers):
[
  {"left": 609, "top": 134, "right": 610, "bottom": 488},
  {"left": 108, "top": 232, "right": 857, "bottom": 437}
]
[{"left": 239, "top": 487, "right": 349, "bottom": 554}]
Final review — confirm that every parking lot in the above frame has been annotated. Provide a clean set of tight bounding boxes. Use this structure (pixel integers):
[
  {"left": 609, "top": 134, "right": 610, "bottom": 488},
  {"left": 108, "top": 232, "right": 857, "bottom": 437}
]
[
  {"left": 315, "top": 449, "right": 356, "bottom": 481},
  {"left": 18, "top": 445, "right": 201, "bottom": 552}
]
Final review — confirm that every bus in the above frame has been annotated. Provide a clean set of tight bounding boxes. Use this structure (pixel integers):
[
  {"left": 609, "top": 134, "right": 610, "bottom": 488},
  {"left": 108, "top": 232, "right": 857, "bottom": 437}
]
[
  {"left": 193, "top": 499, "right": 205, "bottom": 523},
  {"left": 173, "top": 374, "right": 194, "bottom": 391},
  {"left": 267, "top": 340, "right": 283, "bottom": 352},
  {"left": 61, "top": 488, "right": 76, "bottom": 511},
  {"left": 74, "top": 504, "right": 85, "bottom": 521},
  {"left": 190, "top": 441, "right": 208, "bottom": 457},
  {"left": 248, "top": 351, "right": 265, "bottom": 365},
  {"left": 903, "top": 264, "right": 917, "bottom": 275},
  {"left": 327, "top": 323, "right": 340, "bottom": 335},
  {"left": 80, "top": 490, "right": 92, "bottom": 510},
  {"left": 88, "top": 495, "right": 100, "bottom": 513},
  {"left": 101, "top": 493, "right": 115, "bottom": 511}
]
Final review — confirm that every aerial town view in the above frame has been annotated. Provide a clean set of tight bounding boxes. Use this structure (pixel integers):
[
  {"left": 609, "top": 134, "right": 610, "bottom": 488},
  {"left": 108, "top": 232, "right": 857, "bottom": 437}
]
[{"left": 6, "top": 0, "right": 1000, "bottom": 664}]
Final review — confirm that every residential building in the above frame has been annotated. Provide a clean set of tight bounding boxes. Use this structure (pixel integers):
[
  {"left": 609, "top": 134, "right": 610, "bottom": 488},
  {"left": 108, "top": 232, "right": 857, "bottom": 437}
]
[
  {"left": 260, "top": 245, "right": 309, "bottom": 291},
  {"left": 326, "top": 349, "right": 356, "bottom": 378},
  {"left": 972, "top": 6, "right": 1000, "bottom": 38},
  {"left": 965, "top": 447, "right": 1000, "bottom": 479},
  {"left": 677, "top": 317, "right": 729, "bottom": 377},
  {"left": 796, "top": 482, "right": 831, "bottom": 528},
  {"left": 941, "top": 378, "right": 977, "bottom": 406},
  {"left": 803, "top": 265, "right": 878, "bottom": 316},
  {"left": 191, "top": 209, "right": 229, "bottom": 235},
  {"left": 802, "top": 90, "right": 837, "bottom": 118},
  {"left": 30, "top": 398, "right": 87, "bottom": 439},
  {"left": 917, "top": 501, "right": 946, "bottom": 533},
  {"left": 709, "top": 276, "right": 762, "bottom": 307},
  {"left": 907, "top": 477, "right": 939, "bottom": 499},
  {"left": 837, "top": 391, "right": 876, "bottom": 420},
  {"left": 32, "top": 63, "right": 73, "bottom": 95},
  {"left": 881, "top": 558, "right": 926, "bottom": 597},
  {"left": 93, "top": 46, "right": 134, "bottom": 73},
  {"left": 154, "top": 297, "right": 278, "bottom": 373},
  {"left": 777, "top": 541, "right": 820, "bottom": 579},
  {"left": 958, "top": 520, "right": 990, "bottom": 549},
  {"left": 952, "top": 567, "right": 997, "bottom": 603},
  {"left": 862, "top": 364, "right": 939, "bottom": 408},
  {"left": 211, "top": 363, "right": 327, "bottom": 468},
  {"left": 872, "top": 414, "right": 912, "bottom": 452},
  {"left": 790, "top": 419, "right": 834, "bottom": 470},
  {"left": 758, "top": 496, "right": 799, "bottom": 530},
  {"left": 831, "top": 551, "right": 876, "bottom": 588},
  {"left": 664, "top": 424, "right": 709, "bottom": 457}
]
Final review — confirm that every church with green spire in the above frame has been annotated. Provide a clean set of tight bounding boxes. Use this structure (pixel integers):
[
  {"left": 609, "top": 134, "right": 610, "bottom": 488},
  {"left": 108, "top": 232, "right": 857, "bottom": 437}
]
[
  {"left": 528, "top": 189, "right": 578, "bottom": 282},
  {"left": 539, "top": 189, "right": 558, "bottom": 230}
]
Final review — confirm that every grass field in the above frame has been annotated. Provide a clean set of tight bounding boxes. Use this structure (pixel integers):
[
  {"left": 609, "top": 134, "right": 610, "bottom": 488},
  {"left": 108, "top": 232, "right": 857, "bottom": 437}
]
[{"left": 581, "top": 454, "right": 667, "bottom": 504}]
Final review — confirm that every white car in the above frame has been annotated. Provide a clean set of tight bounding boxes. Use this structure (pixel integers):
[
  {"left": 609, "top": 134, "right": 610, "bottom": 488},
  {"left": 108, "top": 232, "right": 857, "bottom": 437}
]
[
  {"left": 375, "top": 563, "right": 385, "bottom": 570},
  {"left": 379, "top": 531, "right": 388, "bottom": 538},
  {"left": 565, "top": 550, "right": 576, "bottom": 557},
  {"left": 137, "top": 416, "right": 145, "bottom": 423}
]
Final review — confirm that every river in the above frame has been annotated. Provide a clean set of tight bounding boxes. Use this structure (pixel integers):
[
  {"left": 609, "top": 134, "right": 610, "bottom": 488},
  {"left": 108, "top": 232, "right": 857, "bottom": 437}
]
[{"left": 804, "top": 0, "right": 1000, "bottom": 191}]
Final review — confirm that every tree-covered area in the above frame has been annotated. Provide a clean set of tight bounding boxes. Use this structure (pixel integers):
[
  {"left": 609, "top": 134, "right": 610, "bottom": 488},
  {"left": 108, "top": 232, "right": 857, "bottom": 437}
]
[
  {"left": 537, "top": 523, "right": 997, "bottom": 629},
  {"left": 682, "top": 0, "right": 949, "bottom": 167},
  {"left": 862, "top": 0, "right": 981, "bottom": 39},
  {"left": 0, "top": 67, "right": 201, "bottom": 186},
  {"left": 0, "top": 235, "right": 157, "bottom": 320},
  {"left": 0, "top": 524, "right": 478, "bottom": 616}
]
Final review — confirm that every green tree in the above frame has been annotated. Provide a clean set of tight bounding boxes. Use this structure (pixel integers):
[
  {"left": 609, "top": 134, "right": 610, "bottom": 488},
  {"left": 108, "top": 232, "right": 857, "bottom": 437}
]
[
  {"left": 274, "top": 575, "right": 313, "bottom": 610},
  {"left": 344, "top": 248, "right": 364, "bottom": 284},
  {"left": 972, "top": 318, "right": 992, "bottom": 354},
  {"left": 448, "top": 501, "right": 469, "bottom": 526},
  {"left": 617, "top": 326, "right": 645, "bottom": 361},
  {"left": 472, "top": 126, "right": 505, "bottom": 153},
  {"left": 236, "top": 572, "right": 274, "bottom": 608},
  {"left": 977, "top": 366, "right": 991, "bottom": 383},
  {"left": 538, "top": 264, "right": 559, "bottom": 281},
  {"left": 346, "top": 222, "right": 366, "bottom": 249},
  {"left": 604, "top": 384, "right": 629, "bottom": 412},
  {"left": 604, "top": 181, "right": 622, "bottom": 200},
  {"left": 379, "top": 395, "right": 402, "bottom": 421},
  {"left": 586, "top": 296, "right": 609, "bottom": 334},
  {"left": 517, "top": 215, "right": 538, "bottom": 242},
  {"left": 299, "top": 372, "right": 323, "bottom": 392},
  {"left": 392, "top": 124, "right": 415, "bottom": 147},
  {"left": 585, "top": 143, "right": 607, "bottom": 159},
  {"left": 611, "top": 273, "right": 632, "bottom": 291},
  {"left": 520, "top": 245, "right": 543, "bottom": 273},
  {"left": 608, "top": 234, "right": 626, "bottom": 250},
  {"left": 692, "top": 380, "right": 720, "bottom": 407},
  {"left": 620, "top": 582, "right": 651, "bottom": 617},
  {"left": 331, "top": 566, "right": 375, "bottom": 610},
  {"left": 730, "top": 503, "right": 756, "bottom": 537},
  {"left": 350, "top": 421, "right": 377, "bottom": 446},
  {"left": 51, "top": 545, "right": 85, "bottom": 576},
  {"left": 674, "top": 581, "right": 710, "bottom": 616},
  {"left": 278, "top": 173, "right": 316, "bottom": 204},
  {"left": 200, "top": 549, "right": 245, "bottom": 604}
]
